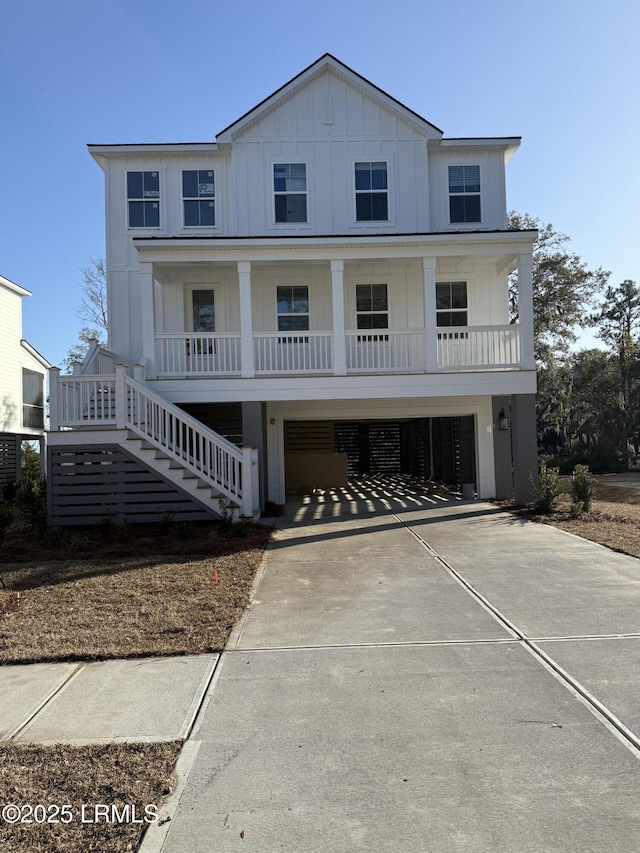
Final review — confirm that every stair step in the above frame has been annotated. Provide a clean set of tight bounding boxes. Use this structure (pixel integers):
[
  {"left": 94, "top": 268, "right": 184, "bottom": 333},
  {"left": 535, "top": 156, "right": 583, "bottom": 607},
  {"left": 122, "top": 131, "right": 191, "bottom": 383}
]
[{"left": 155, "top": 450, "right": 170, "bottom": 460}]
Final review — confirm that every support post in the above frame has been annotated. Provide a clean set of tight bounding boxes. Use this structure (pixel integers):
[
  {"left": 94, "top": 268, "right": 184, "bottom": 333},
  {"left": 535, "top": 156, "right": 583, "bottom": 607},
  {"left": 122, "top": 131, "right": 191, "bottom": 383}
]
[
  {"left": 49, "top": 367, "right": 60, "bottom": 431},
  {"left": 114, "top": 364, "right": 127, "bottom": 430},
  {"left": 331, "top": 260, "right": 346, "bottom": 375},
  {"left": 139, "top": 262, "right": 156, "bottom": 377},
  {"left": 512, "top": 393, "right": 538, "bottom": 505},
  {"left": 238, "top": 261, "right": 255, "bottom": 378},
  {"left": 517, "top": 254, "right": 535, "bottom": 371},
  {"left": 241, "top": 445, "right": 258, "bottom": 517},
  {"left": 423, "top": 258, "right": 438, "bottom": 372}
]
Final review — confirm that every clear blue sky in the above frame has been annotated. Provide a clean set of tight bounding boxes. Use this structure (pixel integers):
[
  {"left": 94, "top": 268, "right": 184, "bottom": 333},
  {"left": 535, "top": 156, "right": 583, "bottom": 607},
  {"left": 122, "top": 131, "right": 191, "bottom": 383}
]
[{"left": 1, "top": 0, "right": 638, "bottom": 368}]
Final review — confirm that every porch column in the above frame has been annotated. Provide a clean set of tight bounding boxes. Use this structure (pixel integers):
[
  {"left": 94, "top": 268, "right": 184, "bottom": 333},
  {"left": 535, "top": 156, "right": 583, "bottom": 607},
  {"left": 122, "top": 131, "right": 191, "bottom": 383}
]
[
  {"left": 518, "top": 254, "right": 535, "bottom": 370},
  {"left": 238, "top": 261, "right": 255, "bottom": 378},
  {"left": 139, "top": 262, "right": 156, "bottom": 377},
  {"left": 331, "top": 260, "right": 346, "bottom": 376},
  {"left": 423, "top": 258, "right": 438, "bottom": 372}
]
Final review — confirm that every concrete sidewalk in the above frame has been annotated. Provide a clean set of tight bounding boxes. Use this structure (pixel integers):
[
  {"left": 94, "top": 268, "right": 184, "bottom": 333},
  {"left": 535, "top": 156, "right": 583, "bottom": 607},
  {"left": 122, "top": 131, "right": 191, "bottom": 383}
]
[{"left": 153, "top": 498, "right": 640, "bottom": 853}]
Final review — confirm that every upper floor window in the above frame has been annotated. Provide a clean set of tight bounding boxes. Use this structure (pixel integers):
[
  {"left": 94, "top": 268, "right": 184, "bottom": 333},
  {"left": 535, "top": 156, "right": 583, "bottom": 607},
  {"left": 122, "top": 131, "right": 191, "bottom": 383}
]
[
  {"left": 277, "top": 285, "right": 309, "bottom": 331},
  {"left": 436, "top": 282, "right": 468, "bottom": 327},
  {"left": 448, "top": 165, "right": 481, "bottom": 223},
  {"left": 22, "top": 369, "right": 44, "bottom": 429},
  {"left": 183, "top": 170, "right": 215, "bottom": 227},
  {"left": 274, "top": 164, "right": 307, "bottom": 223},
  {"left": 355, "top": 162, "right": 388, "bottom": 221},
  {"left": 356, "top": 284, "right": 388, "bottom": 329},
  {"left": 127, "top": 171, "right": 160, "bottom": 228}
]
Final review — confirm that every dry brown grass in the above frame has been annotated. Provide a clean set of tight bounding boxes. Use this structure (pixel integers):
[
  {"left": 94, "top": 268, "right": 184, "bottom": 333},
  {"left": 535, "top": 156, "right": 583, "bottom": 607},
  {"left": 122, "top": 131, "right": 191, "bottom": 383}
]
[
  {"left": 0, "top": 741, "right": 181, "bottom": 852},
  {"left": 0, "top": 522, "right": 272, "bottom": 665},
  {"left": 522, "top": 476, "right": 640, "bottom": 559}
]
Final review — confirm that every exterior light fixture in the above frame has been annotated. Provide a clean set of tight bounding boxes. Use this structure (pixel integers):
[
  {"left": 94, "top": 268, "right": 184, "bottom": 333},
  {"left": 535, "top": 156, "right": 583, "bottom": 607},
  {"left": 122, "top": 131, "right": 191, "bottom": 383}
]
[{"left": 498, "top": 408, "right": 509, "bottom": 431}]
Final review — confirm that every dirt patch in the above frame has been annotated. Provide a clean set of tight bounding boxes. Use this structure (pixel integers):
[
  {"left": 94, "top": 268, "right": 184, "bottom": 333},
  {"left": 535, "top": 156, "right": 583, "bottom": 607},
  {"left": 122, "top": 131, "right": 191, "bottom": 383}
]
[
  {"left": 0, "top": 741, "right": 181, "bottom": 852},
  {"left": 0, "top": 523, "right": 272, "bottom": 664}
]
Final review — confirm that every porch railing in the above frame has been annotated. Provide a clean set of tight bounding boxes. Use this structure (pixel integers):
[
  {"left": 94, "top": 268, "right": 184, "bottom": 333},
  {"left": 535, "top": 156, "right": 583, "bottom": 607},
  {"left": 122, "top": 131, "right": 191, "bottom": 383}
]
[
  {"left": 437, "top": 326, "right": 521, "bottom": 370},
  {"left": 254, "top": 332, "right": 333, "bottom": 374},
  {"left": 155, "top": 333, "right": 242, "bottom": 376},
  {"left": 150, "top": 325, "right": 523, "bottom": 377},
  {"left": 346, "top": 330, "right": 426, "bottom": 372}
]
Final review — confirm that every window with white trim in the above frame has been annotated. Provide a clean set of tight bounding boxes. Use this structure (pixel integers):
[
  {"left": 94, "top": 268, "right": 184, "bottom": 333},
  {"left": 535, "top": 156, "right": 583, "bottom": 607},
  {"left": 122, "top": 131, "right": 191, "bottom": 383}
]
[
  {"left": 22, "top": 369, "right": 44, "bottom": 429},
  {"left": 355, "top": 162, "right": 388, "bottom": 221},
  {"left": 274, "top": 164, "right": 307, "bottom": 223},
  {"left": 436, "top": 281, "right": 468, "bottom": 327},
  {"left": 277, "top": 286, "right": 309, "bottom": 331},
  {"left": 127, "top": 171, "right": 160, "bottom": 228},
  {"left": 356, "top": 284, "right": 388, "bottom": 330},
  {"left": 183, "top": 170, "right": 215, "bottom": 227},
  {"left": 448, "top": 165, "right": 481, "bottom": 223}
]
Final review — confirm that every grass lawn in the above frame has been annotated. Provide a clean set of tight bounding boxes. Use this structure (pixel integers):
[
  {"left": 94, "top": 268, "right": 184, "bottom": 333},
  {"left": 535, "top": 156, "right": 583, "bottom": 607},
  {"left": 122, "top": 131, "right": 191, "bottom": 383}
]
[
  {"left": 0, "top": 517, "right": 274, "bottom": 852},
  {"left": 0, "top": 519, "right": 272, "bottom": 664},
  {"left": 0, "top": 741, "right": 181, "bottom": 853}
]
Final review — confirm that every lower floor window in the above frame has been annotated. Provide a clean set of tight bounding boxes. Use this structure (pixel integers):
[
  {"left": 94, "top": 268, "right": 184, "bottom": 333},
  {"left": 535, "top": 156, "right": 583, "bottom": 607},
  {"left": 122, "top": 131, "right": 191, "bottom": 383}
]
[
  {"left": 436, "top": 281, "right": 468, "bottom": 327},
  {"left": 356, "top": 284, "right": 388, "bottom": 329},
  {"left": 277, "top": 286, "right": 309, "bottom": 331},
  {"left": 22, "top": 369, "right": 44, "bottom": 429}
]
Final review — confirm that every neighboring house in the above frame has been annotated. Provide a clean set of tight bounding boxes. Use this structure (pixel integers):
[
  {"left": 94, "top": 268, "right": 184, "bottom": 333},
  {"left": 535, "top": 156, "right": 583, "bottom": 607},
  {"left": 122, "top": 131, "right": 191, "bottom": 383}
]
[
  {"left": 48, "top": 54, "right": 538, "bottom": 524},
  {"left": 0, "top": 274, "right": 50, "bottom": 496}
]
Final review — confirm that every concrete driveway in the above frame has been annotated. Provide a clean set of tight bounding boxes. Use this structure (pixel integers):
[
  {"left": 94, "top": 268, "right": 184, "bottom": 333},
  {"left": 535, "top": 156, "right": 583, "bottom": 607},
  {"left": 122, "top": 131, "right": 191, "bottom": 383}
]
[{"left": 152, "top": 480, "right": 640, "bottom": 853}]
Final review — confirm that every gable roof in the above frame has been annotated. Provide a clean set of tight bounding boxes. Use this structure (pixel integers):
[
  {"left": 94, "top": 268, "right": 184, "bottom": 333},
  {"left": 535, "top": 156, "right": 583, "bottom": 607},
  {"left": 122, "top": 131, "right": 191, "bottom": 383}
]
[{"left": 216, "top": 53, "right": 444, "bottom": 143}]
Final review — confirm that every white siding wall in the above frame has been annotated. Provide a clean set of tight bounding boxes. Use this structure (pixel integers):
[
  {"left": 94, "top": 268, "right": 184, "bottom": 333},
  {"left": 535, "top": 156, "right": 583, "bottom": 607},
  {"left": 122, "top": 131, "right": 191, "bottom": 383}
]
[
  {"left": 0, "top": 287, "right": 23, "bottom": 432},
  {"left": 0, "top": 287, "right": 46, "bottom": 434},
  {"left": 428, "top": 149, "right": 509, "bottom": 232}
]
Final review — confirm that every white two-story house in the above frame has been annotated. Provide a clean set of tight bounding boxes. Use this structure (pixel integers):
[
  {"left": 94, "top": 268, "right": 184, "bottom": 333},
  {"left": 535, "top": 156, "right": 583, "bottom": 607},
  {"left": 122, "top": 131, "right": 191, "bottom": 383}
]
[
  {"left": 48, "top": 54, "right": 537, "bottom": 524},
  {"left": 0, "top": 274, "right": 50, "bottom": 496}
]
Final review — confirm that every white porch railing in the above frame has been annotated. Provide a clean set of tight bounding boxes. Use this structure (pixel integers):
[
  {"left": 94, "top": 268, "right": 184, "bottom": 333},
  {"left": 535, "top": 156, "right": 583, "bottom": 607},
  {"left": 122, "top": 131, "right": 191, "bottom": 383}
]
[
  {"left": 346, "top": 330, "right": 426, "bottom": 373},
  {"left": 150, "top": 325, "right": 522, "bottom": 377},
  {"left": 254, "top": 332, "right": 333, "bottom": 374},
  {"left": 54, "top": 375, "right": 117, "bottom": 426},
  {"left": 155, "top": 333, "right": 242, "bottom": 376},
  {"left": 437, "top": 326, "right": 521, "bottom": 370},
  {"left": 49, "top": 367, "right": 257, "bottom": 516}
]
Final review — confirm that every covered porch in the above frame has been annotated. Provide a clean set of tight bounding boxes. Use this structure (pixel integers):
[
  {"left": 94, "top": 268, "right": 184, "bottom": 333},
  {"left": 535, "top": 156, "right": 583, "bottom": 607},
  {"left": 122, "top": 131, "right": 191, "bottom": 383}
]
[{"left": 129, "top": 232, "right": 535, "bottom": 380}]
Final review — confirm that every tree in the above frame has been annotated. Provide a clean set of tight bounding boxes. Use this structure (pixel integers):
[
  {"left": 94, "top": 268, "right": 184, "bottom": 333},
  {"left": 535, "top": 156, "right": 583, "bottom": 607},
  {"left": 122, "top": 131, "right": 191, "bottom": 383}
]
[
  {"left": 590, "top": 280, "right": 640, "bottom": 467},
  {"left": 64, "top": 258, "right": 108, "bottom": 370},
  {"left": 508, "top": 212, "right": 609, "bottom": 364}
]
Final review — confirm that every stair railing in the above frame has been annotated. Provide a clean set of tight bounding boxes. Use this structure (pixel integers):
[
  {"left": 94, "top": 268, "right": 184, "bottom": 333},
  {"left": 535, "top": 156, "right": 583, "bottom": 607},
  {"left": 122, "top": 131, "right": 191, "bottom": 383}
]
[{"left": 117, "top": 367, "right": 257, "bottom": 516}]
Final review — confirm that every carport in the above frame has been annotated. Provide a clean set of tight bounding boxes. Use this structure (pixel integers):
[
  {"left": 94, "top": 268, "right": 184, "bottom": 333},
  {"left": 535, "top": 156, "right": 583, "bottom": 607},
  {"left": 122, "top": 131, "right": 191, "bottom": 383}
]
[{"left": 283, "top": 416, "right": 476, "bottom": 495}]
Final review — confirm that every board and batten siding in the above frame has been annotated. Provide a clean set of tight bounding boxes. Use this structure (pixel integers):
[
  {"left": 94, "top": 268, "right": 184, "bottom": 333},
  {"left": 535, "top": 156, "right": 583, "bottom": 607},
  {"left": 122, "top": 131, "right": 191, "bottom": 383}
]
[{"left": 0, "top": 287, "right": 23, "bottom": 434}]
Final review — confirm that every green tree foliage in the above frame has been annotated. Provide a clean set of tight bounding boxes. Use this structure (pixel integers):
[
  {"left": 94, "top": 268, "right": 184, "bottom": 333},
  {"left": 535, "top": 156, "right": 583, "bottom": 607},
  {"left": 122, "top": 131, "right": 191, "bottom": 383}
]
[
  {"left": 508, "top": 212, "right": 609, "bottom": 364},
  {"left": 589, "top": 280, "right": 640, "bottom": 467}
]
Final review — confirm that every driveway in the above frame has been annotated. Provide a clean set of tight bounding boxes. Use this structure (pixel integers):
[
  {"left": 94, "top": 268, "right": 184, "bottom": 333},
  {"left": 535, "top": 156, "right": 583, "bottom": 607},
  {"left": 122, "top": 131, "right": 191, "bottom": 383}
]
[{"left": 154, "top": 481, "right": 640, "bottom": 853}]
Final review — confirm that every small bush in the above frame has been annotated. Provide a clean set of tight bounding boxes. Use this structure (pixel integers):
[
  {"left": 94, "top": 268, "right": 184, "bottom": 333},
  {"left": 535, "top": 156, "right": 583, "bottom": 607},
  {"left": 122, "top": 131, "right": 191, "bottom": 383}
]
[
  {"left": 530, "top": 464, "right": 562, "bottom": 514},
  {"left": 2, "top": 540, "right": 25, "bottom": 555},
  {"left": 69, "top": 534, "right": 90, "bottom": 552},
  {"left": 571, "top": 464, "right": 596, "bottom": 512},
  {"left": 569, "top": 501, "right": 584, "bottom": 519},
  {"left": 157, "top": 511, "right": 175, "bottom": 535},
  {"left": 0, "top": 505, "right": 14, "bottom": 543}
]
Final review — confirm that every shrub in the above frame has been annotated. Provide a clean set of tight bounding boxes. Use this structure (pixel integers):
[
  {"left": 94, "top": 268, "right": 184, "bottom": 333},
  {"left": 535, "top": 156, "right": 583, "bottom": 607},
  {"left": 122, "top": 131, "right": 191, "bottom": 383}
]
[
  {"left": 571, "top": 464, "right": 596, "bottom": 512},
  {"left": 569, "top": 501, "right": 584, "bottom": 519},
  {"left": 0, "top": 504, "right": 13, "bottom": 543},
  {"left": 530, "top": 464, "right": 562, "bottom": 514}
]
